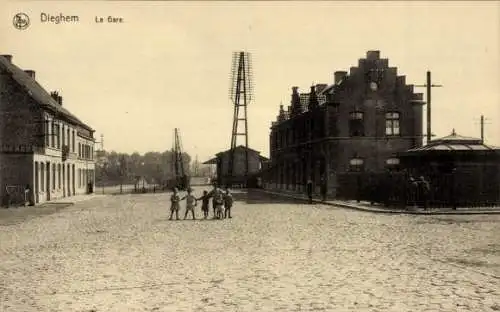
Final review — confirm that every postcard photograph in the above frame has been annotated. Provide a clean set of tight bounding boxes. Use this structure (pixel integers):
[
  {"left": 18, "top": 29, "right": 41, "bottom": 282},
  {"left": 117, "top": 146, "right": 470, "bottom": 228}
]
[{"left": 1, "top": 1, "right": 499, "bottom": 311}]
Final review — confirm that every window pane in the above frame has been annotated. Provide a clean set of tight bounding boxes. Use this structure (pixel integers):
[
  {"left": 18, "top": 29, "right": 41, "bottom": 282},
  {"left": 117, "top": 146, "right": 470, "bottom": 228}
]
[
  {"left": 385, "top": 112, "right": 400, "bottom": 119},
  {"left": 349, "top": 158, "right": 364, "bottom": 165},
  {"left": 386, "top": 158, "right": 400, "bottom": 165},
  {"left": 350, "top": 112, "right": 363, "bottom": 120}
]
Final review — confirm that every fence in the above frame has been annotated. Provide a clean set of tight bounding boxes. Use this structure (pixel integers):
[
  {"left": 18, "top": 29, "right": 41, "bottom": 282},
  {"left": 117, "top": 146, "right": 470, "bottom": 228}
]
[
  {"left": 336, "top": 171, "right": 500, "bottom": 208},
  {"left": 94, "top": 183, "right": 165, "bottom": 195}
]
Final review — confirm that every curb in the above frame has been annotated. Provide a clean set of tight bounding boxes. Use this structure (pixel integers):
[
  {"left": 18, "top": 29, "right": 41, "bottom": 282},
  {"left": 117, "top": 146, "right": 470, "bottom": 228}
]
[
  {"left": 40, "top": 195, "right": 105, "bottom": 206},
  {"left": 257, "top": 189, "right": 500, "bottom": 215}
]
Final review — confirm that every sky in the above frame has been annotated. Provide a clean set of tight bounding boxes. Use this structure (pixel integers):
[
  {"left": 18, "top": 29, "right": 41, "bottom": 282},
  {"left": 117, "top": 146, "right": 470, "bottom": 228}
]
[{"left": 2, "top": 1, "right": 499, "bottom": 162}]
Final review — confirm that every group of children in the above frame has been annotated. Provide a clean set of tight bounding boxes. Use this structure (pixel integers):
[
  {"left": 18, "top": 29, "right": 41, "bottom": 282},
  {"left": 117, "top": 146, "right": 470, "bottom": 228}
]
[{"left": 169, "top": 186, "right": 234, "bottom": 220}]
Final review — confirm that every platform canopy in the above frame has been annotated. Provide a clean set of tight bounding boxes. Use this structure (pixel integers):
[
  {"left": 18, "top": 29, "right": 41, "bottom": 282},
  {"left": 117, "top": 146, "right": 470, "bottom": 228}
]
[{"left": 400, "top": 129, "right": 500, "bottom": 155}]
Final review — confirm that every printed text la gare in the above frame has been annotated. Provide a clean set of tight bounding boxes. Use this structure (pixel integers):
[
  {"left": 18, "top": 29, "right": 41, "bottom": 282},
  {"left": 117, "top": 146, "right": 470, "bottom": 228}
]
[{"left": 95, "top": 16, "right": 124, "bottom": 23}]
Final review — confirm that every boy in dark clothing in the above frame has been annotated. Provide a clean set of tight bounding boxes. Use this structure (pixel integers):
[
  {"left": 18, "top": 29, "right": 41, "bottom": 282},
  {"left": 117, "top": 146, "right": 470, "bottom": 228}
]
[
  {"left": 224, "top": 189, "right": 233, "bottom": 219},
  {"left": 197, "top": 190, "right": 210, "bottom": 219},
  {"left": 418, "top": 176, "right": 431, "bottom": 210},
  {"left": 208, "top": 184, "right": 218, "bottom": 218},
  {"left": 212, "top": 196, "right": 217, "bottom": 218},
  {"left": 320, "top": 177, "right": 327, "bottom": 202},
  {"left": 306, "top": 179, "right": 313, "bottom": 204}
]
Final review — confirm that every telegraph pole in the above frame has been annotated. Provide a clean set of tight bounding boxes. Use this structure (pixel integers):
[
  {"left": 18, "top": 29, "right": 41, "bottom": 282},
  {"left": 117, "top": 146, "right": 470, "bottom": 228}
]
[
  {"left": 415, "top": 71, "right": 443, "bottom": 144},
  {"left": 475, "top": 115, "right": 491, "bottom": 143},
  {"left": 481, "top": 115, "right": 484, "bottom": 143}
]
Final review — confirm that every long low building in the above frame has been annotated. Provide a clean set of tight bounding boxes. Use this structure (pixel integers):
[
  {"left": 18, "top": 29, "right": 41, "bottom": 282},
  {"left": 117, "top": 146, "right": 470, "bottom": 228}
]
[
  {"left": 203, "top": 145, "right": 268, "bottom": 187},
  {"left": 0, "top": 54, "right": 96, "bottom": 206}
]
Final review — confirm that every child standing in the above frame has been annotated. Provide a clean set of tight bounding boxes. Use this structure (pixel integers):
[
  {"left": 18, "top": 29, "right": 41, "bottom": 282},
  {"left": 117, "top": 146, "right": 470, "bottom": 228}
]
[
  {"left": 169, "top": 188, "right": 181, "bottom": 220},
  {"left": 213, "top": 188, "right": 225, "bottom": 219},
  {"left": 224, "top": 188, "right": 233, "bottom": 219},
  {"left": 197, "top": 190, "right": 210, "bottom": 219},
  {"left": 181, "top": 188, "right": 197, "bottom": 220}
]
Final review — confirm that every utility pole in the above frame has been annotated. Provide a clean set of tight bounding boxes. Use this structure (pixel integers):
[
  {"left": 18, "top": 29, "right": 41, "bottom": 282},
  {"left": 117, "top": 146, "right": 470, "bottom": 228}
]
[
  {"left": 481, "top": 115, "right": 484, "bottom": 143},
  {"left": 415, "top": 71, "right": 443, "bottom": 144},
  {"left": 475, "top": 115, "right": 491, "bottom": 143}
]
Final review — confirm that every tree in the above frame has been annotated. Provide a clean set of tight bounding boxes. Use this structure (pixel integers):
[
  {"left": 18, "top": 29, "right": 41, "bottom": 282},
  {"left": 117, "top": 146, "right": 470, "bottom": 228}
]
[{"left": 94, "top": 149, "right": 192, "bottom": 186}]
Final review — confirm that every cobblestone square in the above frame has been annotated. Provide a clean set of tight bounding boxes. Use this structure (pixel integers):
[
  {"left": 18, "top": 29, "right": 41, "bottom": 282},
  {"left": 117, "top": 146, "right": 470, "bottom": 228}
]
[{"left": 1, "top": 188, "right": 499, "bottom": 311}]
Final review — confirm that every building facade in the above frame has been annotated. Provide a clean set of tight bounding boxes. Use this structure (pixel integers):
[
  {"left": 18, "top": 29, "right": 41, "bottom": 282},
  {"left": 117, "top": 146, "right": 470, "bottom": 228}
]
[
  {"left": 203, "top": 145, "right": 268, "bottom": 187},
  {"left": 265, "top": 50, "right": 425, "bottom": 195},
  {"left": 0, "top": 54, "right": 96, "bottom": 206}
]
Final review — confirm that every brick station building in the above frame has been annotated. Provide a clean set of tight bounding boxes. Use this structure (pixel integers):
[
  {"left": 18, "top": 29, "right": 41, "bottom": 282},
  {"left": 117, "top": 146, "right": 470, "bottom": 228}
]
[
  {"left": 0, "top": 54, "right": 96, "bottom": 206},
  {"left": 265, "top": 50, "right": 425, "bottom": 196}
]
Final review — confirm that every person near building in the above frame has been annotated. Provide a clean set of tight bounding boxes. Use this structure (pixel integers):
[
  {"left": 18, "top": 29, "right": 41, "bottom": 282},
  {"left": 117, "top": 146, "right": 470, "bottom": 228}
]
[
  {"left": 320, "top": 176, "right": 327, "bottom": 202},
  {"left": 24, "top": 184, "right": 33, "bottom": 206},
  {"left": 306, "top": 179, "right": 313, "bottom": 204},
  {"left": 169, "top": 188, "right": 181, "bottom": 220},
  {"left": 181, "top": 188, "right": 197, "bottom": 220},
  {"left": 223, "top": 188, "right": 233, "bottom": 219},
  {"left": 418, "top": 176, "right": 431, "bottom": 210},
  {"left": 408, "top": 176, "right": 419, "bottom": 209}
]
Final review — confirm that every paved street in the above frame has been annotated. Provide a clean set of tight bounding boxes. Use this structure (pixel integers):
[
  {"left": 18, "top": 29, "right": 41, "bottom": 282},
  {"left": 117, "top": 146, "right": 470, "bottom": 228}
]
[{"left": 1, "top": 187, "right": 499, "bottom": 312}]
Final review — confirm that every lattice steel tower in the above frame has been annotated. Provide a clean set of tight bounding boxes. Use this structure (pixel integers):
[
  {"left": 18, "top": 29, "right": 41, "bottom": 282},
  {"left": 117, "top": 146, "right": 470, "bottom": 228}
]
[
  {"left": 172, "top": 128, "right": 185, "bottom": 180},
  {"left": 228, "top": 51, "right": 254, "bottom": 186}
]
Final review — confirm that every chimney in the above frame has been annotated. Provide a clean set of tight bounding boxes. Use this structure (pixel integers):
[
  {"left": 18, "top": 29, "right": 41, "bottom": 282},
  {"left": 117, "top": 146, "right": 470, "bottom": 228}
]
[
  {"left": 290, "top": 86, "right": 303, "bottom": 116},
  {"left": 396, "top": 76, "right": 406, "bottom": 86},
  {"left": 50, "top": 91, "right": 59, "bottom": 101},
  {"left": 334, "top": 71, "right": 348, "bottom": 84},
  {"left": 308, "top": 85, "right": 319, "bottom": 110},
  {"left": 24, "top": 70, "right": 35, "bottom": 79},
  {"left": 1, "top": 55, "right": 13, "bottom": 63},
  {"left": 278, "top": 104, "right": 286, "bottom": 122},
  {"left": 366, "top": 50, "right": 380, "bottom": 60},
  {"left": 50, "top": 91, "right": 62, "bottom": 105}
]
